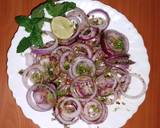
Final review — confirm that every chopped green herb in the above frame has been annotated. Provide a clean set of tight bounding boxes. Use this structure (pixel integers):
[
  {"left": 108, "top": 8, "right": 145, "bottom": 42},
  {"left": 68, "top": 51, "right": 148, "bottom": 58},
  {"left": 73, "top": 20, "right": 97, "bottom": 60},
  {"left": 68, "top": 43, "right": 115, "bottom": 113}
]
[
  {"left": 76, "top": 64, "right": 91, "bottom": 75},
  {"left": 31, "top": 72, "right": 43, "bottom": 83},
  {"left": 104, "top": 69, "right": 112, "bottom": 78},
  {"left": 91, "top": 105, "right": 100, "bottom": 113},
  {"left": 64, "top": 61, "right": 70, "bottom": 70},
  {"left": 56, "top": 90, "right": 67, "bottom": 97},
  {"left": 95, "top": 59, "right": 102, "bottom": 67},
  {"left": 114, "top": 38, "right": 124, "bottom": 49},
  {"left": 47, "top": 91, "right": 54, "bottom": 102}
]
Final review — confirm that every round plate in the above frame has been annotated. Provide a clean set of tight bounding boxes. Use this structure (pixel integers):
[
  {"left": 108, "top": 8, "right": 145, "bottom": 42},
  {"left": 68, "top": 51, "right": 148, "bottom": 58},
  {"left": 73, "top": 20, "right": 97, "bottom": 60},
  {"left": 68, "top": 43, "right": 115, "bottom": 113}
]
[{"left": 7, "top": 0, "right": 150, "bottom": 128}]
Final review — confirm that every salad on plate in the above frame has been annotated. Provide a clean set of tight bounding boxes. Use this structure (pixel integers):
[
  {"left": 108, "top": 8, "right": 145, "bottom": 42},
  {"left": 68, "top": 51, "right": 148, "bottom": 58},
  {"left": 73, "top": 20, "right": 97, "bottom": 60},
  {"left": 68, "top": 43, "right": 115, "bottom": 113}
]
[{"left": 15, "top": 0, "right": 147, "bottom": 127}]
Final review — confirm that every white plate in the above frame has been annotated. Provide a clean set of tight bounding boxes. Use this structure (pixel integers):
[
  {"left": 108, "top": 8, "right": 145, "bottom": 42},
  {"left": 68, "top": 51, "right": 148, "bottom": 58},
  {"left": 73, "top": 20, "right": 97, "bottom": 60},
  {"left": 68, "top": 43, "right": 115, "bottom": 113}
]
[{"left": 7, "top": 0, "right": 150, "bottom": 128}]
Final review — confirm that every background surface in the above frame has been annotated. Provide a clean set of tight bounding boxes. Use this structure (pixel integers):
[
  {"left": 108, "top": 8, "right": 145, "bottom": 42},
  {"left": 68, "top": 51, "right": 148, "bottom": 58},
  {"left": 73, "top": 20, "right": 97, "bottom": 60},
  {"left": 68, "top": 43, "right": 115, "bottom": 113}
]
[{"left": 0, "top": 0, "right": 160, "bottom": 128}]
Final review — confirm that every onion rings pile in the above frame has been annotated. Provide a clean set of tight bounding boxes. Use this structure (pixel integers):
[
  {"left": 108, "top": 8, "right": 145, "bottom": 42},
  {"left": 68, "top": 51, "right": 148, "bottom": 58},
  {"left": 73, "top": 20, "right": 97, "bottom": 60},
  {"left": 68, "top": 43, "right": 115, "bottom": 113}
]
[{"left": 20, "top": 7, "right": 146, "bottom": 126}]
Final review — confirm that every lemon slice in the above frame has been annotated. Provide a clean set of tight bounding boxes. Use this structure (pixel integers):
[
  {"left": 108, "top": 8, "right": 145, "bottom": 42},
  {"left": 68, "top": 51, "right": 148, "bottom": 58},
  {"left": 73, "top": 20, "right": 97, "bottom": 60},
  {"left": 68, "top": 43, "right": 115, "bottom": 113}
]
[{"left": 51, "top": 16, "right": 74, "bottom": 40}]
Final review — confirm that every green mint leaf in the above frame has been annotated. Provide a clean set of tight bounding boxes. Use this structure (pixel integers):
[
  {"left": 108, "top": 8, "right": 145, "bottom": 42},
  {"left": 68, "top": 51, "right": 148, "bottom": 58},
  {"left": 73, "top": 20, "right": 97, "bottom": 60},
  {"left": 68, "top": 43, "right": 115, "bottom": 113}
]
[
  {"left": 16, "top": 37, "right": 32, "bottom": 53},
  {"left": 30, "top": 25, "right": 43, "bottom": 47},
  {"left": 46, "top": 2, "right": 76, "bottom": 17},
  {"left": 31, "top": 4, "right": 45, "bottom": 18},
  {"left": 15, "top": 16, "right": 32, "bottom": 32},
  {"left": 30, "top": 18, "right": 45, "bottom": 30},
  {"left": 47, "top": 0, "right": 54, "bottom": 4}
]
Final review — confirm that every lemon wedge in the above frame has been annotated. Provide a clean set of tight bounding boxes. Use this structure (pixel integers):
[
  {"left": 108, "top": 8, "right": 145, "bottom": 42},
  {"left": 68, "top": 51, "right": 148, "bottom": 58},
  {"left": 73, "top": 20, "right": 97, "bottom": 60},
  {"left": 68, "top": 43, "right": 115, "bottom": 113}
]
[{"left": 51, "top": 16, "right": 74, "bottom": 40}]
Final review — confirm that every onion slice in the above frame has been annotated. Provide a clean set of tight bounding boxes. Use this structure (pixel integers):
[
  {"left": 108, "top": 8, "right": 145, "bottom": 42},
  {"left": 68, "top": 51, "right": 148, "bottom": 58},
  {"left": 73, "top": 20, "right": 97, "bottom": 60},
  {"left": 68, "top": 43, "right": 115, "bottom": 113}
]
[
  {"left": 26, "top": 84, "right": 56, "bottom": 112},
  {"left": 72, "top": 43, "right": 93, "bottom": 59},
  {"left": 60, "top": 51, "right": 75, "bottom": 72},
  {"left": 66, "top": 8, "right": 89, "bottom": 31},
  {"left": 80, "top": 99, "right": 108, "bottom": 124},
  {"left": 103, "top": 29, "right": 129, "bottom": 54},
  {"left": 70, "top": 76, "right": 97, "bottom": 102},
  {"left": 55, "top": 97, "right": 80, "bottom": 125},
  {"left": 120, "top": 73, "right": 147, "bottom": 99},
  {"left": 71, "top": 57, "right": 96, "bottom": 77},
  {"left": 22, "top": 65, "right": 43, "bottom": 89},
  {"left": 79, "top": 27, "right": 98, "bottom": 41},
  {"left": 88, "top": 9, "right": 110, "bottom": 30}
]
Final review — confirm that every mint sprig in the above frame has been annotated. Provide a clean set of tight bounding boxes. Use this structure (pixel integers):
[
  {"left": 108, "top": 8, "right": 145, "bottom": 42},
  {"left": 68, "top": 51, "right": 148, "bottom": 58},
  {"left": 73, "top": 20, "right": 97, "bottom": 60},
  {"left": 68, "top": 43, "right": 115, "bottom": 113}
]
[{"left": 16, "top": 0, "right": 76, "bottom": 53}]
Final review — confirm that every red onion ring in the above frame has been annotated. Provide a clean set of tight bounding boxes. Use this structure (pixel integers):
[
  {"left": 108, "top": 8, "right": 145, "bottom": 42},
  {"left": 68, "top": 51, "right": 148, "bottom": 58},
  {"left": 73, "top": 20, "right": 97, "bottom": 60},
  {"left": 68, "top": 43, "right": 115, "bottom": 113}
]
[
  {"left": 26, "top": 84, "right": 56, "bottom": 112},
  {"left": 70, "top": 76, "right": 97, "bottom": 102},
  {"left": 71, "top": 57, "right": 96, "bottom": 78},
  {"left": 103, "top": 29, "right": 129, "bottom": 54},
  {"left": 60, "top": 51, "right": 74, "bottom": 72},
  {"left": 22, "top": 65, "right": 43, "bottom": 89},
  {"left": 100, "top": 32, "right": 113, "bottom": 56},
  {"left": 85, "top": 34, "right": 101, "bottom": 52},
  {"left": 96, "top": 74, "right": 117, "bottom": 91},
  {"left": 78, "top": 27, "right": 98, "bottom": 41},
  {"left": 55, "top": 97, "right": 80, "bottom": 125},
  {"left": 80, "top": 99, "right": 108, "bottom": 124},
  {"left": 119, "top": 73, "right": 146, "bottom": 99},
  {"left": 72, "top": 43, "right": 93, "bottom": 59},
  {"left": 59, "top": 97, "right": 82, "bottom": 118},
  {"left": 66, "top": 8, "right": 89, "bottom": 31},
  {"left": 88, "top": 9, "right": 110, "bottom": 30},
  {"left": 52, "top": 46, "right": 72, "bottom": 56},
  {"left": 92, "top": 49, "right": 108, "bottom": 75}
]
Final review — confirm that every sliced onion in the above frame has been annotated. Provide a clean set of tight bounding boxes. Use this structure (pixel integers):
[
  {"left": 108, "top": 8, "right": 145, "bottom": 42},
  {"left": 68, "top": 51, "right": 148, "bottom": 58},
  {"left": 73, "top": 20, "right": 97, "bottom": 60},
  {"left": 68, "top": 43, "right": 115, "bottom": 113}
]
[
  {"left": 52, "top": 46, "right": 72, "bottom": 56},
  {"left": 111, "top": 66, "right": 128, "bottom": 76},
  {"left": 80, "top": 99, "right": 108, "bottom": 124},
  {"left": 70, "top": 76, "right": 97, "bottom": 102},
  {"left": 55, "top": 97, "right": 80, "bottom": 125},
  {"left": 85, "top": 34, "right": 101, "bottom": 53},
  {"left": 26, "top": 84, "right": 56, "bottom": 112},
  {"left": 51, "top": 46, "right": 73, "bottom": 62},
  {"left": 103, "top": 29, "right": 129, "bottom": 54},
  {"left": 66, "top": 8, "right": 89, "bottom": 31},
  {"left": 88, "top": 9, "right": 110, "bottom": 30},
  {"left": 68, "top": 67, "right": 75, "bottom": 79},
  {"left": 96, "top": 74, "right": 117, "bottom": 91},
  {"left": 59, "top": 97, "right": 81, "bottom": 118},
  {"left": 119, "top": 73, "right": 147, "bottom": 99},
  {"left": 72, "top": 43, "right": 93, "bottom": 59},
  {"left": 100, "top": 32, "right": 113, "bottom": 56},
  {"left": 71, "top": 57, "right": 96, "bottom": 78},
  {"left": 22, "top": 65, "right": 43, "bottom": 89},
  {"left": 60, "top": 51, "right": 75, "bottom": 72},
  {"left": 92, "top": 49, "right": 108, "bottom": 75},
  {"left": 79, "top": 27, "right": 98, "bottom": 41}
]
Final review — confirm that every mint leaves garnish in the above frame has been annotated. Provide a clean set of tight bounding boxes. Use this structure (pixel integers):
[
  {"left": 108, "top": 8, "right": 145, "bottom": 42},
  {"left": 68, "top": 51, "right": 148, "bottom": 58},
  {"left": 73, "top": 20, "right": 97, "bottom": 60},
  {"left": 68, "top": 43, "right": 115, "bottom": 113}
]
[{"left": 16, "top": 1, "right": 76, "bottom": 53}]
